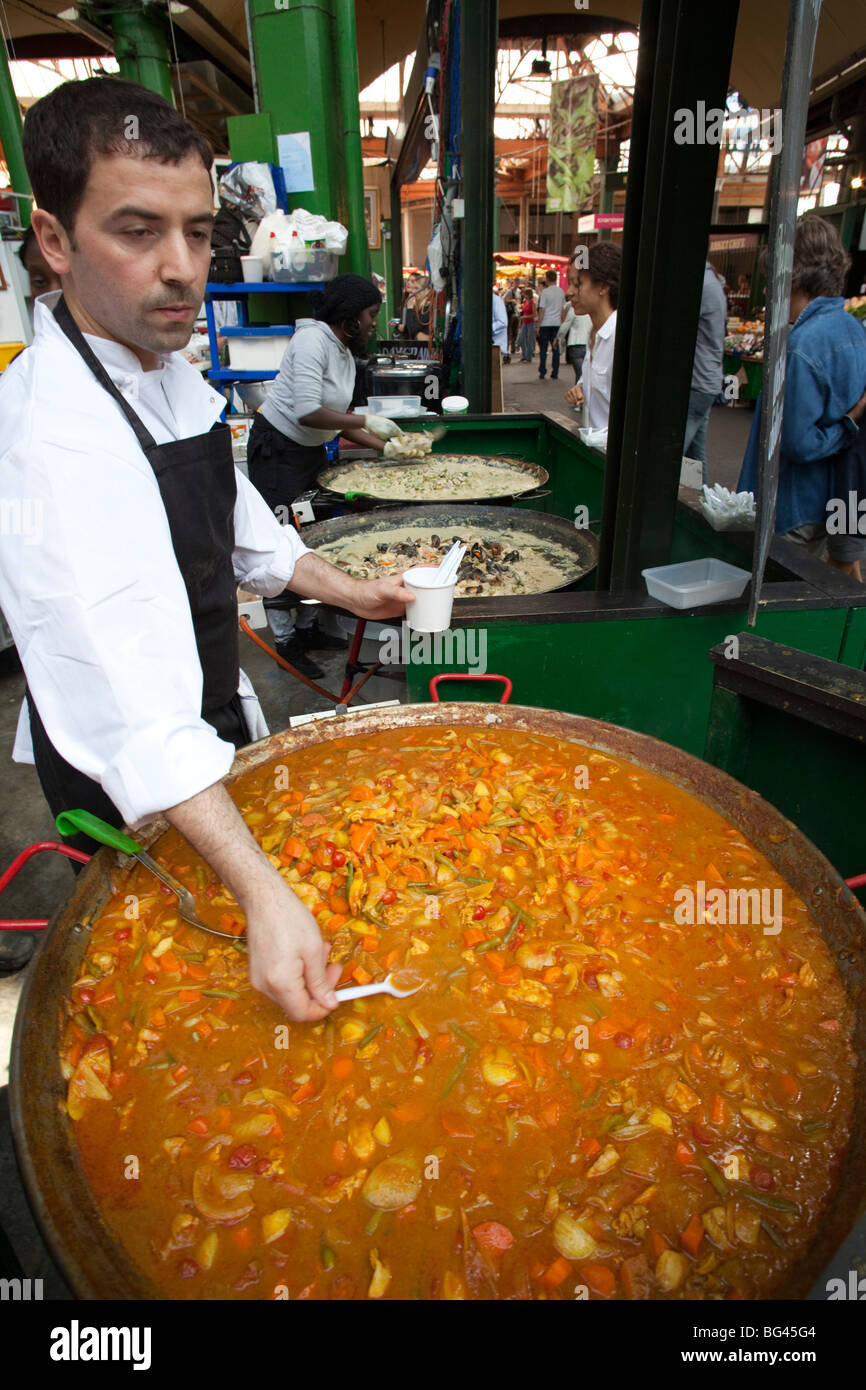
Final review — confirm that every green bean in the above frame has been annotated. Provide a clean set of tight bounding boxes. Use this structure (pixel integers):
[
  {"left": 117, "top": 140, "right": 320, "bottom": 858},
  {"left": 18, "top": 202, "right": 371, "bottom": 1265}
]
[
  {"left": 440, "top": 1050, "right": 471, "bottom": 1098},
  {"left": 502, "top": 912, "right": 521, "bottom": 946},
  {"left": 346, "top": 861, "right": 355, "bottom": 898},
  {"left": 85, "top": 1005, "right": 104, "bottom": 1030},
  {"left": 800, "top": 1119, "right": 827, "bottom": 1134},
  {"left": 580, "top": 1087, "right": 602, "bottom": 1109},
  {"left": 365, "top": 1210, "right": 382, "bottom": 1236},
  {"left": 449, "top": 1022, "right": 479, "bottom": 1051},
  {"left": 201, "top": 989, "right": 239, "bottom": 999},
  {"left": 356, "top": 1023, "right": 383, "bottom": 1050},
  {"left": 73, "top": 1011, "right": 95, "bottom": 1034},
  {"left": 216, "top": 1091, "right": 231, "bottom": 1105},
  {"left": 697, "top": 1152, "right": 731, "bottom": 1198},
  {"left": 194, "top": 865, "right": 207, "bottom": 892},
  {"left": 473, "top": 936, "right": 503, "bottom": 954},
  {"left": 392, "top": 1014, "right": 414, "bottom": 1037},
  {"left": 131, "top": 942, "right": 146, "bottom": 970},
  {"left": 653, "top": 1000, "right": 669, "bottom": 1012},
  {"left": 760, "top": 1218, "right": 788, "bottom": 1248},
  {"left": 505, "top": 899, "right": 536, "bottom": 928},
  {"left": 586, "top": 1000, "right": 604, "bottom": 1019},
  {"left": 741, "top": 1186, "right": 800, "bottom": 1214}
]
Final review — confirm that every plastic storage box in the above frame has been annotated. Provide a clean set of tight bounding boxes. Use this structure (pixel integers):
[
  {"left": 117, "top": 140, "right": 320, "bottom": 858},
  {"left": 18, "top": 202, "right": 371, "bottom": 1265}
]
[
  {"left": 224, "top": 327, "right": 293, "bottom": 371},
  {"left": 642, "top": 558, "right": 751, "bottom": 609},
  {"left": 270, "top": 250, "right": 338, "bottom": 283},
  {"left": 366, "top": 395, "right": 422, "bottom": 417}
]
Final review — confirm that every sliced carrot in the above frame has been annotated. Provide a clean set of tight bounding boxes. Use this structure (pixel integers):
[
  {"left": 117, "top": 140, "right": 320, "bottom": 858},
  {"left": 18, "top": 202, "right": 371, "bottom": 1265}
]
[
  {"left": 580, "top": 1136, "right": 601, "bottom": 1158},
  {"left": 583, "top": 1264, "right": 616, "bottom": 1297},
  {"left": 329, "top": 895, "right": 350, "bottom": 915},
  {"left": 434, "top": 1032, "right": 452, "bottom": 1051},
  {"left": 331, "top": 1140, "right": 348, "bottom": 1165},
  {"left": 382, "top": 949, "right": 401, "bottom": 970},
  {"left": 594, "top": 1019, "right": 620, "bottom": 1040},
  {"left": 178, "top": 989, "right": 201, "bottom": 1004},
  {"left": 233, "top": 1226, "right": 251, "bottom": 1250},
  {"left": 540, "top": 1101, "right": 561, "bottom": 1128},
  {"left": 352, "top": 965, "right": 372, "bottom": 986},
  {"left": 348, "top": 784, "right": 375, "bottom": 800},
  {"left": 651, "top": 1232, "right": 671, "bottom": 1259},
  {"left": 705, "top": 861, "right": 726, "bottom": 884},
  {"left": 498, "top": 965, "right": 521, "bottom": 985},
  {"left": 496, "top": 1015, "right": 529, "bottom": 1039},
  {"left": 681, "top": 1213, "right": 704, "bottom": 1258},
  {"left": 281, "top": 837, "right": 306, "bottom": 862},
  {"left": 186, "top": 1116, "right": 209, "bottom": 1135},
  {"left": 149, "top": 1006, "right": 166, "bottom": 1028},
  {"left": 350, "top": 823, "right": 376, "bottom": 856},
  {"left": 674, "top": 1140, "right": 695, "bottom": 1165},
  {"left": 462, "top": 927, "right": 487, "bottom": 948},
  {"left": 710, "top": 1093, "right": 727, "bottom": 1125},
  {"left": 540, "top": 1256, "right": 571, "bottom": 1289},
  {"left": 301, "top": 812, "right": 326, "bottom": 827},
  {"left": 291, "top": 1080, "right": 315, "bottom": 1103},
  {"left": 186, "top": 961, "right": 209, "bottom": 982},
  {"left": 197, "top": 1019, "right": 213, "bottom": 1039},
  {"left": 332, "top": 1057, "right": 354, "bottom": 1079},
  {"left": 485, "top": 951, "right": 505, "bottom": 973},
  {"left": 142, "top": 952, "right": 159, "bottom": 974}
]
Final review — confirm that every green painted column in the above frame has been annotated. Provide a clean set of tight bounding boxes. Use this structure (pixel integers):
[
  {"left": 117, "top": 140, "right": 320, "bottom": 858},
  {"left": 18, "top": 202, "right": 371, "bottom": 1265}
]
[
  {"left": 109, "top": 4, "right": 175, "bottom": 104},
  {"left": 246, "top": 0, "right": 344, "bottom": 223},
  {"left": 334, "top": 0, "right": 370, "bottom": 276},
  {"left": 461, "top": 0, "right": 498, "bottom": 412},
  {"left": 0, "top": 41, "right": 31, "bottom": 226}
]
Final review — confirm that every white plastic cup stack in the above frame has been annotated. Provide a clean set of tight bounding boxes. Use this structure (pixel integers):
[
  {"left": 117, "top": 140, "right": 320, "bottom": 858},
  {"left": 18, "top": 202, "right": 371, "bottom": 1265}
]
[
  {"left": 403, "top": 541, "right": 466, "bottom": 632},
  {"left": 241, "top": 255, "right": 263, "bottom": 283}
]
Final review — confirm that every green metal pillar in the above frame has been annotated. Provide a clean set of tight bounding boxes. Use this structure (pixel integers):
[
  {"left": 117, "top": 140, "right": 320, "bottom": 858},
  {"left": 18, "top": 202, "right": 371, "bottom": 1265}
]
[
  {"left": 334, "top": 0, "right": 370, "bottom": 277},
  {"left": 246, "top": 0, "right": 344, "bottom": 223},
  {"left": 110, "top": 3, "right": 175, "bottom": 104},
  {"left": 461, "top": 0, "right": 498, "bottom": 412},
  {"left": 0, "top": 41, "right": 31, "bottom": 226}
]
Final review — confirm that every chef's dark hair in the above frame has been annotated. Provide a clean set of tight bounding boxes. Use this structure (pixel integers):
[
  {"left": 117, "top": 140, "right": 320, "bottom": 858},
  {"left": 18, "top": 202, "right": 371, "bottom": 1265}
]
[
  {"left": 23, "top": 76, "right": 213, "bottom": 236},
  {"left": 572, "top": 242, "right": 622, "bottom": 309},
  {"left": 312, "top": 274, "right": 382, "bottom": 327}
]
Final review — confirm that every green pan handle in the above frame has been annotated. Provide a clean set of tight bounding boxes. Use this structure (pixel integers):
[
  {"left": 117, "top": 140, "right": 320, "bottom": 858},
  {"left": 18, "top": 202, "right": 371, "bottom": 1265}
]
[{"left": 55, "top": 809, "right": 143, "bottom": 857}]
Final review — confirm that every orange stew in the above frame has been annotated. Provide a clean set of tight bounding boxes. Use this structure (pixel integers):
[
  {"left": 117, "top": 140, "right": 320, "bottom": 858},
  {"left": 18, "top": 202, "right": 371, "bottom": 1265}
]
[{"left": 60, "top": 727, "right": 854, "bottom": 1300}]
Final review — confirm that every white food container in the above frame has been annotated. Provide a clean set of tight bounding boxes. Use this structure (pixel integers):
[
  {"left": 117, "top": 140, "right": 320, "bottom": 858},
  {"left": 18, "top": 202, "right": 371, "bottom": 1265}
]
[
  {"left": 442, "top": 395, "right": 469, "bottom": 414},
  {"left": 226, "top": 335, "right": 292, "bottom": 370},
  {"left": 642, "top": 558, "right": 751, "bottom": 609},
  {"left": 270, "top": 250, "right": 339, "bottom": 283},
  {"left": 365, "top": 395, "right": 422, "bottom": 417},
  {"left": 402, "top": 565, "right": 456, "bottom": 632},
  {"left": 241, "top": 255, "right": 263, "bottom": 282}
]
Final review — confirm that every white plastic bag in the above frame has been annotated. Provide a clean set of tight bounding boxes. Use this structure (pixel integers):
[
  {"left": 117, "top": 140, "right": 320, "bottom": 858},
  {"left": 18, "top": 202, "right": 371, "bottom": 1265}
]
[{"left": 219, "top": 163, "right": 277, "bottom": 221}]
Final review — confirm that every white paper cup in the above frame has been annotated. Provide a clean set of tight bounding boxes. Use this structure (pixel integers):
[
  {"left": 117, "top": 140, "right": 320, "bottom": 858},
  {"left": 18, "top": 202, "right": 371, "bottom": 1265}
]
[
  {"left": 241, "top": 255, "right": 263, "bottom": 282},
  {"left": 403, "top": 565, "right": 456, "bottom": 632}
]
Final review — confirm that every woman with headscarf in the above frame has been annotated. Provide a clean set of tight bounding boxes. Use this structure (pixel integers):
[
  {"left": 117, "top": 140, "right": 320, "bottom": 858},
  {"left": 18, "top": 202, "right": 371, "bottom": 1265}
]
[{"left": 246, "top": 273, "right": 403, "bottom": 674}]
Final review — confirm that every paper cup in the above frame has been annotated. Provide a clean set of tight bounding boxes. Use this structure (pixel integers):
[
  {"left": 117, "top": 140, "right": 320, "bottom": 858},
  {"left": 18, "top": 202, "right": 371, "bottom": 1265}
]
[
  {"left": 241, "top": 255, "right": 263, "bottom": 282},
  {"left": 403, "top": 565, "right": 456, "bottom": 632}
]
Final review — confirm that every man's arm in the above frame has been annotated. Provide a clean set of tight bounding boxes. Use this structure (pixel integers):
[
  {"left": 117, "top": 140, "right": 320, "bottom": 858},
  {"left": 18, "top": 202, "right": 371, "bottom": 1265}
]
[{"left": 165, "top": 780, "right": 340, "bottom": 1021}]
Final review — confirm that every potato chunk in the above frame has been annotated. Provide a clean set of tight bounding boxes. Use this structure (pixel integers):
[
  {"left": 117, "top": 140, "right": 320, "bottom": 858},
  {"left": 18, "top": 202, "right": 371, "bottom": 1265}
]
[{"left": 362, "top": 1155, "right": 421, "bottom": 1210}]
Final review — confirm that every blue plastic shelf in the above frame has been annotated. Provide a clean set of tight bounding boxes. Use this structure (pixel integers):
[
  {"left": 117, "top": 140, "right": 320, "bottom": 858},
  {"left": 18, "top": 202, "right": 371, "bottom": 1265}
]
[
  {"left": 220, "top": 324, "right": 295, "bottom": 337},
  {"left": 205, "top": 281, "right": 324, "bottom": 294},
  {"left": 207, "top": 368, "right": 279, "bottom": 381}
]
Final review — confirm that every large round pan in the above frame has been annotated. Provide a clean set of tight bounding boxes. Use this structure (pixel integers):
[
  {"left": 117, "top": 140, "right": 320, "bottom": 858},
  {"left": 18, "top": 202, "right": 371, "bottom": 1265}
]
[
  {"left": 301, "top": 503, "right": 599, "bottom": 596},
  {"left": 317, "top": 454, "right": 550, "bottom": 507},
  {"left": 11, "top": 703, "right": 866, "bottom": 1300}
]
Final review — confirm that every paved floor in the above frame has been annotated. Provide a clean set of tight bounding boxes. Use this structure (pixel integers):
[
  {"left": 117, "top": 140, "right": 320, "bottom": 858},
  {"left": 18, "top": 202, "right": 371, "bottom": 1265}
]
[{"left": 501, "top": 352, "right": 754, "bottom": 490}]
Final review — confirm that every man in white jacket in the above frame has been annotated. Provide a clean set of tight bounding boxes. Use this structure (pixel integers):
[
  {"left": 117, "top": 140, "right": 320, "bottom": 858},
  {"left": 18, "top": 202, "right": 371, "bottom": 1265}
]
[{"left": 0, "top": 77, "right": 412, "bottom": 1008}]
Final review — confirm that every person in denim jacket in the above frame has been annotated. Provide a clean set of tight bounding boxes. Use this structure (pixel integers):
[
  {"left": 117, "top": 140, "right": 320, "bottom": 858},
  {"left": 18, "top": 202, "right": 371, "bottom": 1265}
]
[{"left": 738, "top": 214, "right": 866, "bottom": 581}]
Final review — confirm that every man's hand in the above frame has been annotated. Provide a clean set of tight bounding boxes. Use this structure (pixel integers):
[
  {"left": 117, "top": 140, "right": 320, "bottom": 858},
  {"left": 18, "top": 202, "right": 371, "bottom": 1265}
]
[
  {"left": 828, "top": 555, "right": 863, "bottom": 582},
  {"left": 243, "top": 874, "right": 341, "bottom": 1021},
  {"left": 566, "top": 383, "right": 585, "bottom": 408},
  {"left": 165, "top": 781, "right": 340, "bottom": 1021},
  {"left": 352, "top": 574, "right": 416, "bottom": 620}
]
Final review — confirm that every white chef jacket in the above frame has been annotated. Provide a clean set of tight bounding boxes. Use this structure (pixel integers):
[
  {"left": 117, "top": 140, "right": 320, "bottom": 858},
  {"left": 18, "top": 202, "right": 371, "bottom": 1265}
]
[
  {"left": 0, "top": 291, "right": 310, "bottom": 827},
  {"left": 579, "top": 310, "right": 618, "bottom": 433},
  {"left": 491, "top": 294, "right": 509, "bottom": 355}
]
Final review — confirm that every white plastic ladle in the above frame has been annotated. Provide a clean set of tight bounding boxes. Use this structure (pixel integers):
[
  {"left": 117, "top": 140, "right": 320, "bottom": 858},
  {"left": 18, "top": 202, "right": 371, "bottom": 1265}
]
[{"left": 333, "top": 971, "right": 423, "bottom": 1004}]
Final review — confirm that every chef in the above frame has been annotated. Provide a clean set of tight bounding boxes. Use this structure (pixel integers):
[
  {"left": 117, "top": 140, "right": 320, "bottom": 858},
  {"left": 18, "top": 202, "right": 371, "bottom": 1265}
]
[{"left": 0, "top": 75, "right": 413, "bottom": 1019}]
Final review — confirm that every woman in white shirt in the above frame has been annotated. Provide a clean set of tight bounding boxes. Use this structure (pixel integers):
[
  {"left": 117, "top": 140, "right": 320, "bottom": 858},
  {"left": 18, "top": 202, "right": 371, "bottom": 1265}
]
[
  {"left": 247, "top": 274, "right": 403, "bottom": 673},
  {"left": 565, "top": 243, "right": 621, "bottom": 434}
]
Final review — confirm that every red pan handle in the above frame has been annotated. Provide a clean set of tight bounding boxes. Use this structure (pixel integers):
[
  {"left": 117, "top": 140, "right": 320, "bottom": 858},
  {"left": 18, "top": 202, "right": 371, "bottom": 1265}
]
[
  {"left": 0, "top": 841, "right": 91, "bottom": 930},
  {"left": 429, "top": 674, "right": 513, "bottom": 704}
]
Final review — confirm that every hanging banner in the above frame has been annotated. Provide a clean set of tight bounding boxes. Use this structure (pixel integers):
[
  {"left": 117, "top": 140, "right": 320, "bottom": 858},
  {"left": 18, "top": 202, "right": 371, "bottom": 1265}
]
[
  {"left": 749, "top": 0, "right": 822, "bottom": 626},
  {"left": 546, "top": 75, "right": 599, "bottom": 214}
]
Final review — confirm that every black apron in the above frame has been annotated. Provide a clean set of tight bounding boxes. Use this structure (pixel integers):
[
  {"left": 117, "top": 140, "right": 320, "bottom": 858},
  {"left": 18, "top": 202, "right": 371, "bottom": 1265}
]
[{"left": 27, "top": 295, "right": 247, "bottom": 861}]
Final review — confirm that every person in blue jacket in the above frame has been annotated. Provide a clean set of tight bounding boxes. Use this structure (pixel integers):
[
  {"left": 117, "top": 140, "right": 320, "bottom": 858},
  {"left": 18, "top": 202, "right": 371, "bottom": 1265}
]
[{"left": 738, "top": 214, "right": 866, "bottom": 581}]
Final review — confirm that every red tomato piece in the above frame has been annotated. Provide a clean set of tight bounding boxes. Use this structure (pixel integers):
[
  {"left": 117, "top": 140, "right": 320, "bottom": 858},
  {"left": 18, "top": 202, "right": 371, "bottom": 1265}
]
[
  {"left": 472, "top": 1221, "right": 514, "bottom": 1255},
  {"left": 228, "top": 1145, "right": 257, "bottom": 1169}
]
